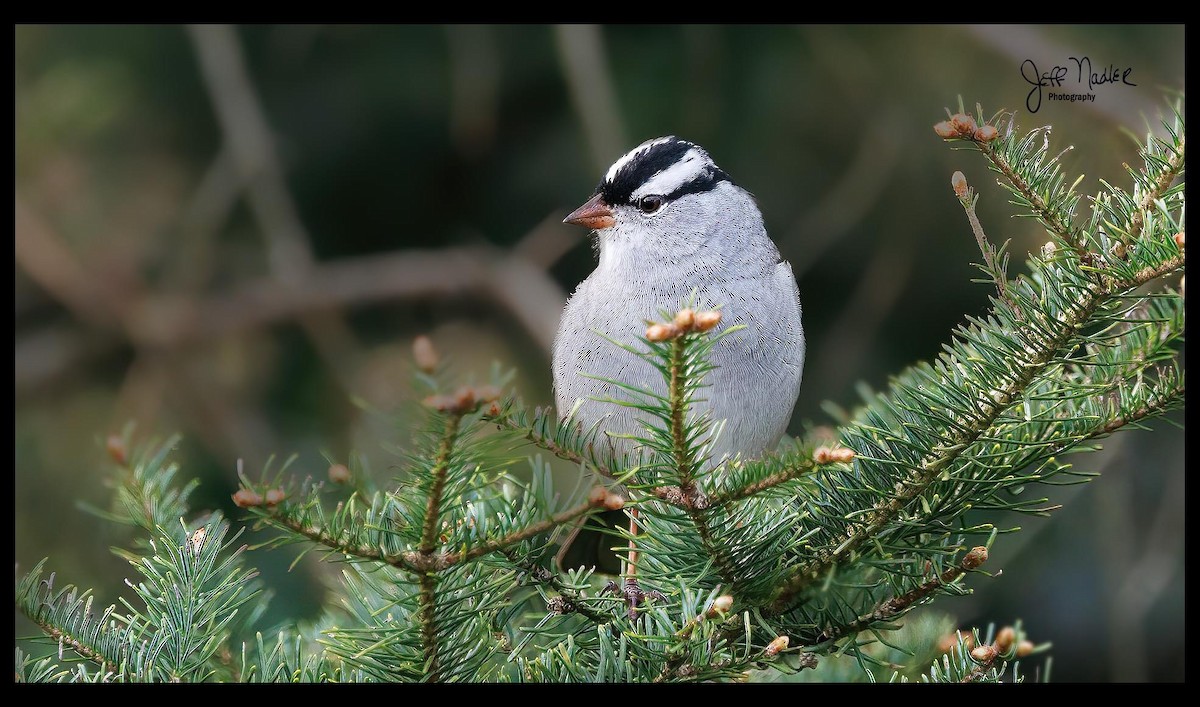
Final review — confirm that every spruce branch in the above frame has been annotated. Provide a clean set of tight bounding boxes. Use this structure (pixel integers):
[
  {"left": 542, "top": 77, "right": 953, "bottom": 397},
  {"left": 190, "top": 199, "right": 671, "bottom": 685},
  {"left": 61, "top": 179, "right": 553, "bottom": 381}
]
[
  {"left": 252, "top": 492, "right": 599, "bottom": 573},
  {"left": 505, "top": 550, "right": 614, "bottom": 624},
  {"left": 80, "top": 430, "right": 198, "bottom": 544},
  {"left": 1126, "top": 132, "right": 1184, "bottom": 244},
  {"left": 487, "top": 393, "right": 704, "bottom": 511},
  {"left": 971, "top": 121, "right": 1084, "bottom": 253},
  {"left": 417, "top": 572, "right": 440, "bottom": 681},
  {"left": 653, "top": 320, "right": 742, "bottom": 593},
  {"left": 416, "top": 409, "right": 474, "bottom": 682},
  {"left": 16, "top": 563, "right": 124, "bottom": 676},
  {"left": 439, "top": 498, "right": 599, "bottom": 570},
  {"left": 706, "top": 463, "right": 815, "bottom": 507},
  {"left": 953, "top": 172, "right": 1016, "bottom": 314},
  {"left": 419, "top": 412, "right": 465, "bottom": 555},
  {"left": 813, "top": 546, "right": 989, "bottom": 647}
]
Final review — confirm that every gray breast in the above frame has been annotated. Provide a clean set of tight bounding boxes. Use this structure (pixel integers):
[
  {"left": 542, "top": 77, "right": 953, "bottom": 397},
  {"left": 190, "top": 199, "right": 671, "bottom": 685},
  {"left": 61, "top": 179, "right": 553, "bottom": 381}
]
[{"left": 552, "top": 260, "right": 804, "bottom": 466}]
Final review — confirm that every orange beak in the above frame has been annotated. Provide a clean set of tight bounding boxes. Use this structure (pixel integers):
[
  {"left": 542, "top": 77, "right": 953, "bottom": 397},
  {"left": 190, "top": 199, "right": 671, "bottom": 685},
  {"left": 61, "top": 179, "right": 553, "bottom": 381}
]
[{"left": 563, "top": 193, "right": 616, "bottom": 230}]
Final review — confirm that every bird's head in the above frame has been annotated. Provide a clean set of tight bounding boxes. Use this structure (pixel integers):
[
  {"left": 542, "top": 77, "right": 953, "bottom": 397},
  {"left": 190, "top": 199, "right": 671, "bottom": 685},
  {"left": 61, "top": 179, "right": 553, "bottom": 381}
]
[{"left": 564, "top": 136, "right": 759, "bottom": 261}]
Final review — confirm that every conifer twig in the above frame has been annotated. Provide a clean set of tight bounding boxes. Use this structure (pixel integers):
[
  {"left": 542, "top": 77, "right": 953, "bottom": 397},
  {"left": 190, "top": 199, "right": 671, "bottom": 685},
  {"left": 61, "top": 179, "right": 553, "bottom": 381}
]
[
  {"left": 27, "top": 615, "right": 120, "bottom": 676},
  {"left": 438, "top": 499, "right": 599, "bottom": 569},
  {"left": 813, "top": 546, "right": 989, "bottom": 646},
  {"left": 666, "top": 336, "right": 738, "bottom": 590},
  {"left": 1127, "top": 134, "right": 1185, "bottom": 243},
  {"left": 490, "top": 411, "right": 692, "bottom": 509},
  {"left": 257, "top": 493, "right": 601, "bottom": 573},
  {"left": 706, "top": 460, "right": 819, "bottom": 507},
  {"left": 415, "top": 412, "right": 464, "bottom": 682},
  {"left": 503, "top": 550, "right": 614, "bottom": 624},
  {"left": 976, "top": 139, "right": 1081, "bottom": 251}
]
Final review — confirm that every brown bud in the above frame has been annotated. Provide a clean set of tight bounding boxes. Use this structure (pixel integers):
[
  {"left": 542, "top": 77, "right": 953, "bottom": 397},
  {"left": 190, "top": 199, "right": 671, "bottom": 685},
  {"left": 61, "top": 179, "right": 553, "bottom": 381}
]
[
  {"left": 412, "top": 335, "right": 439, "bottom": 374},
  {"left": 264, "top": 488, "right": 287, "bottom": 506},
  {"left": 694, "top": 310, "right": 722, "bottom": 332},
  {"left": 828, "top": 446, "right": 856, "bottom": 463},
  {"left": 232, "top": 488, "right": 264, "bottom": 508},
  {"left": 971, "top": 644, "right": 997, "bottom": 663},
  {"left": 951, "top": 171, "right": 969, "bottom": 199},
  {"left": 813, "top": 446, "right": 833, "bottom": 464},
  {"left": 486, "top": 401, "right": 502, "bottom": 417},
  {"left": 602, "top": 492, "right": 625, "bottom": 511},
  {"left": 994, "top": 626, "right": 1016, "bottom": 653},
  {"left": 765, "top": 635, "right": 790, "bottom": 657},
  {"left": 950, "top": 113, "right": 978, "bottom": 137},
  {"left": 328, "top": 463, "right": 352, "bottom": 484},
  {"left": 673, "top": 308, "right": 696, "bottom": 330},
  {"left": 963, "top": 546, "right": 989, "bottom": 569},
  {"left": 1041, "top": 241, "right": 1058, "bottom": 259},
  {"left": 707, "top": 595, "right": 734, "bottom": 617},
  {"left": 1175, "top": 231, "right": 1185, "bottom": 249},
  {"left": 973, "top": 124, "right": 999, "bottom": 142},
  {"left": 106, "top": 434, "right": 127, "bottom": 465},
  {"left": 646, "top": 322, "right": 681, "bottom": 342},
  {"left": 934, "top": 121, "right": 957, "bottom": 139},
  {"left": 1016, "top": 640, "right": 1035, "bottom": 658}
]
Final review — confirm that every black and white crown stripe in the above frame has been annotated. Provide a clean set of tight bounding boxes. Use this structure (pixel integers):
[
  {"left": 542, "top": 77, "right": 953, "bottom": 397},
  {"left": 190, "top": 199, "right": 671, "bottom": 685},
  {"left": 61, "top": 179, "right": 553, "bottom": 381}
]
[{"left": 597, "top": 136, "right": 732, "bottom": 207}]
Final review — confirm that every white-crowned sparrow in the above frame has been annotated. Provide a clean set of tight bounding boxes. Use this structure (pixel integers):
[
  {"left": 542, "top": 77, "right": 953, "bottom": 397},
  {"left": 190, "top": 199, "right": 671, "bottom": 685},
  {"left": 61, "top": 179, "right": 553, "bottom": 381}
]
[
  {"left": 555, "top": 136, "right": 804, "bottom": 462},
  {"left": 553, "top": 136, "right": 805, "bottom": 578}
]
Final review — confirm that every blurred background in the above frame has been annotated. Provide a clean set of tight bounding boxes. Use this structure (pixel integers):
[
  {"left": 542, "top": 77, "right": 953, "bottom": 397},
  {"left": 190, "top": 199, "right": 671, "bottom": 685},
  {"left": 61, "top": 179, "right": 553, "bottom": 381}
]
[{"left": 14, "top": 24, "right": 1184, "bottom": 681}]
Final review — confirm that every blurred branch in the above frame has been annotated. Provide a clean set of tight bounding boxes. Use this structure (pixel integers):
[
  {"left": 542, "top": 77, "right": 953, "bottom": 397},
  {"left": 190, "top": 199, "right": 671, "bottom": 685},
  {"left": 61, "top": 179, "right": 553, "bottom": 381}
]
[
  {"left": 186, "top": 23, "right": 315, "bottom": 280},
  {"left": 186, "top": 23, "right": 363, "bottom": 393},
  {"left": 15, "top": 194, "right": 124, "bottom": 331},
  {"left": 513, "top": 211, "right": 583, "bottom": 270},
  {"left": 554, "top": 24, "right": 627, "bottom": 173},
  {"left": 153, "top": 245, "right": 564, "bottom": 353},
  {"left": 15, "top": 238, "right": 568, "bottom": 391},
  {"left": 164, "top": 145, "right": 242, "bottom": 292}
]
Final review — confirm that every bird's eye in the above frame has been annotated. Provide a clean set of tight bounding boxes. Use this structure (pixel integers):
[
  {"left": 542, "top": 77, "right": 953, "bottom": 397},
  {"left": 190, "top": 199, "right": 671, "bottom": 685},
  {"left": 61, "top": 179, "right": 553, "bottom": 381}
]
[{"left": 637, "top": 195, "right": 664, "bottom": 214}]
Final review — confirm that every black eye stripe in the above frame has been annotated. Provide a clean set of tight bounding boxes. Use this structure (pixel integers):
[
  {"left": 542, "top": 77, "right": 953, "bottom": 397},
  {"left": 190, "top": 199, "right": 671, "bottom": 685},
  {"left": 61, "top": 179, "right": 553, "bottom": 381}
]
[{"left": 661, "top": 166, "right": 730, "bottom": 202}]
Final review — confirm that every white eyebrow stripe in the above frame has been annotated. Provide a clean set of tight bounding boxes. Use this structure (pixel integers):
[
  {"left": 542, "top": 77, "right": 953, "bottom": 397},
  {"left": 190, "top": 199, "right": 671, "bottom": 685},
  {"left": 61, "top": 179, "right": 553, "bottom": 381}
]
[
  {"left": 605, "top": 136, "right": 674, "bottom": 184},
  {"left": 630, "top": 148, "right": 708, "bottom": 199}
]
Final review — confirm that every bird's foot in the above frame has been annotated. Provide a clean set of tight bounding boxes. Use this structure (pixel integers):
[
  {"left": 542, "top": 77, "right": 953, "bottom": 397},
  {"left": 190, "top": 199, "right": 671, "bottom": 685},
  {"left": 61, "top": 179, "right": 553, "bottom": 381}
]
[{"left": 602, "top": 578, "right": 666, "bottom": 620}]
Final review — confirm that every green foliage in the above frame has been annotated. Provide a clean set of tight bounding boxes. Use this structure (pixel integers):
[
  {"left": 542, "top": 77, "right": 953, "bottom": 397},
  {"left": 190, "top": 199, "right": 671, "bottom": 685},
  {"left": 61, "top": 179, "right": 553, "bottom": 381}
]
[{"left": 15, "top": 100, "right": 1184, "bottom": 681}]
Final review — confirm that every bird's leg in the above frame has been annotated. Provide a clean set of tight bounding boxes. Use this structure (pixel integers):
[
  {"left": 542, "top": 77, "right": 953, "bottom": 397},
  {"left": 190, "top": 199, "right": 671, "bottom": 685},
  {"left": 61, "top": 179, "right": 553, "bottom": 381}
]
[
  {"left": 624, "top": 506, "right": 640, "bottom": 581},
  {"left": 615, "top": 507, "right": 664, "bottom": 619}
]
